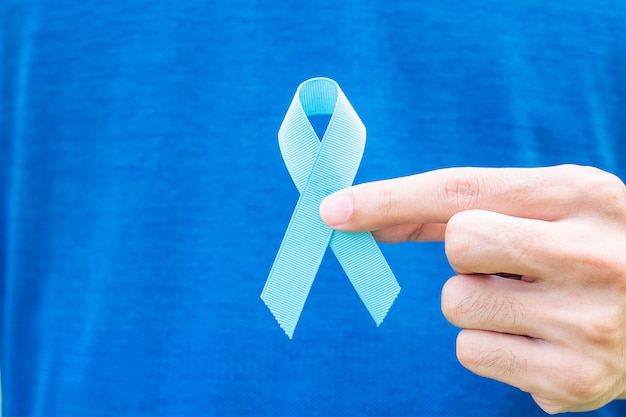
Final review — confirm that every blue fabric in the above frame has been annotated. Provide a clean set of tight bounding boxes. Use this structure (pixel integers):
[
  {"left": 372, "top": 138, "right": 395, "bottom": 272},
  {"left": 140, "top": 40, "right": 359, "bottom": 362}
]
[{"left": 1, "top": 1, "right": 626, "bottom": 416}]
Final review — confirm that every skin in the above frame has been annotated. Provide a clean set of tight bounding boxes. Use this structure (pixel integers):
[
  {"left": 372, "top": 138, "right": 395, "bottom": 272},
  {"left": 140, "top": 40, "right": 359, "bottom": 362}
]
[{"left": 319, "top": 164, "right": 626, "bottom": 414}]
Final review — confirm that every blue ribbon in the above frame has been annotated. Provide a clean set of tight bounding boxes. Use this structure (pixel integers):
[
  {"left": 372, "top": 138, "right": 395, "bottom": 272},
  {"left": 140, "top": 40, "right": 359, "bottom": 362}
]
[{"left": 262, "top": 78, "right": 400, "bottom": 339}]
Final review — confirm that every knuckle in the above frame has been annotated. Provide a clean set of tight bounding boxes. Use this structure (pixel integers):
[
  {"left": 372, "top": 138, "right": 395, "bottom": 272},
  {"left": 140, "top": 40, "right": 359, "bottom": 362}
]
[
  {"left": 442, "top": 277, "right": 525, "bottom": 328},
  {"left": 590, "top": 252, "right": 626, "bottom": 283},
  {"left": 441, "top": 278, "right": 463, "bottom": 325},
  {"left": 456, "top": 333, "right": 527, "bottom": 378},
  {"left": 560, "top": 361, "right": 611, "bottom": 405},
  {"left": 377, "top": 182, "right": 396, "bottom": 221},
  {"left": 455, "top": 331, "right": 477, "bottom": 368},
  {"left": 444, "top": 212, "right": 477, "bottom": 272},
  {"left": 577, "top": 167, "right": 626, "bottom": 216},
  {"left": 581, "top": 304, "right": 626, "bottom": 348},
  {"left": 578, "top": 250, "right": 626, "bottom": 291},
  {"left": 443, "top": 171, "right": 484, "bottom": 213}
]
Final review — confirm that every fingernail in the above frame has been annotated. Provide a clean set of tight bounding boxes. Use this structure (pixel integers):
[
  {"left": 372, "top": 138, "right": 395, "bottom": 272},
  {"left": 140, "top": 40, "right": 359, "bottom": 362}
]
[{"left": 320, "top": 194, "right": 353, "bottom": 226}]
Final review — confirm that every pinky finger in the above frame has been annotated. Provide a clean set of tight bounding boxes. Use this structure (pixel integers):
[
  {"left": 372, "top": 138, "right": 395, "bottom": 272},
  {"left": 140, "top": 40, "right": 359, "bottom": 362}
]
[{"left": 455, "top": 330, "right": 601, "bottom": 414}]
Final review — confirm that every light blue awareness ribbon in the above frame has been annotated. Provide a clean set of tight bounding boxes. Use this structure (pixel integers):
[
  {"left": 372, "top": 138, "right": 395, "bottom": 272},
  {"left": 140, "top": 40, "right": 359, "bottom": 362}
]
[{"left": 261, "top": 77, "right": 401, "bottom": 338}]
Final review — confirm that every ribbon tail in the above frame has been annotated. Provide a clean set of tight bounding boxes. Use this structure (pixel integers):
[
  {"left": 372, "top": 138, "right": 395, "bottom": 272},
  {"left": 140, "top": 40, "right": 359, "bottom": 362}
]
[
  {"left": 329, "top": 231, "right": 401, "bottom": 325},
  {"left": 261, "top": 194, "right": 333, "bottom": 339}
]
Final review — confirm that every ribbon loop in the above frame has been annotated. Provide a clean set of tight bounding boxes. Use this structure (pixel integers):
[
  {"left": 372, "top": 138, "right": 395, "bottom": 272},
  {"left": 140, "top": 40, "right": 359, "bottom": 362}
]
[{"left": 262, "top": 78, "right": 400, "bottom": 338}]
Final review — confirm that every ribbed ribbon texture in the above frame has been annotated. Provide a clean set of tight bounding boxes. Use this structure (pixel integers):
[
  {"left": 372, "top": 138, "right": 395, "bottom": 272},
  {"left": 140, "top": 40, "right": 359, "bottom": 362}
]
[{"left": 261, "top": 78, "right": 400, "bottom": 338}]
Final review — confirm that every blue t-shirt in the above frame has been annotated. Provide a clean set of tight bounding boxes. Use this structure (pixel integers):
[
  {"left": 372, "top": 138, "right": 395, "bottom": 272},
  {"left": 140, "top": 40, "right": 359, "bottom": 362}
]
[{"left": 1, "top": 1, "right": 625, "bottom": 416}]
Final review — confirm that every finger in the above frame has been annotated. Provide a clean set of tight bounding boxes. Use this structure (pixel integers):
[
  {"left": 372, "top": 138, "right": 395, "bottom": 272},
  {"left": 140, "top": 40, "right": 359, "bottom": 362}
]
[
  {"left": 444, "top": 209, "right": 562, "bottom": 278},
  {"left": 319, "top": 165, "right": 598, "bottom": 232},
  {"left": 455, "top": 330, "right": 603, "bottom": 414},
  {"left": 455, "top": 330, "right": 558, "bottom": 401},
  {"left": 371, "top": 223, "right": 447, "bottom": 243},
  {"left": 441, "top": 274, "right": 555, "bottom": 339}
]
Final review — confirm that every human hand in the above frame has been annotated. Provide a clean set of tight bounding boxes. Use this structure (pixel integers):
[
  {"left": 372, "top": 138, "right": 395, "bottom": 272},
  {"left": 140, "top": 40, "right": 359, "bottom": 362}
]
[{"left": 319, "top": 165, "right": 626, "bottom": 414}]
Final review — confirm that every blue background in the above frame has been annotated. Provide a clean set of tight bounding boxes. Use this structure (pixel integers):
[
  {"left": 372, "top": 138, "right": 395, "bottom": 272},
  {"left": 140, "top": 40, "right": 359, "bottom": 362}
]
[{"left": 2, "top": 1, "right": 626, "bottom": 416}]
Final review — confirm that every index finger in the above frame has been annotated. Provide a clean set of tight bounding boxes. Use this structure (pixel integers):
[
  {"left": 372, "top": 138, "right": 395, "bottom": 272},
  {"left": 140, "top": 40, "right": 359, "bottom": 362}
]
[{"left": 319, "top": 165, "right": 595, "bottom": 232}]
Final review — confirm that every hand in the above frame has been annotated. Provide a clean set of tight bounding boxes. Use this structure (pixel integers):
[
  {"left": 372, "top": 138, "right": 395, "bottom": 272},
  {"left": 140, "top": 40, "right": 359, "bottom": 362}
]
[{"left": 319, "top": 164, "right": 626, "bottom": 414}]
